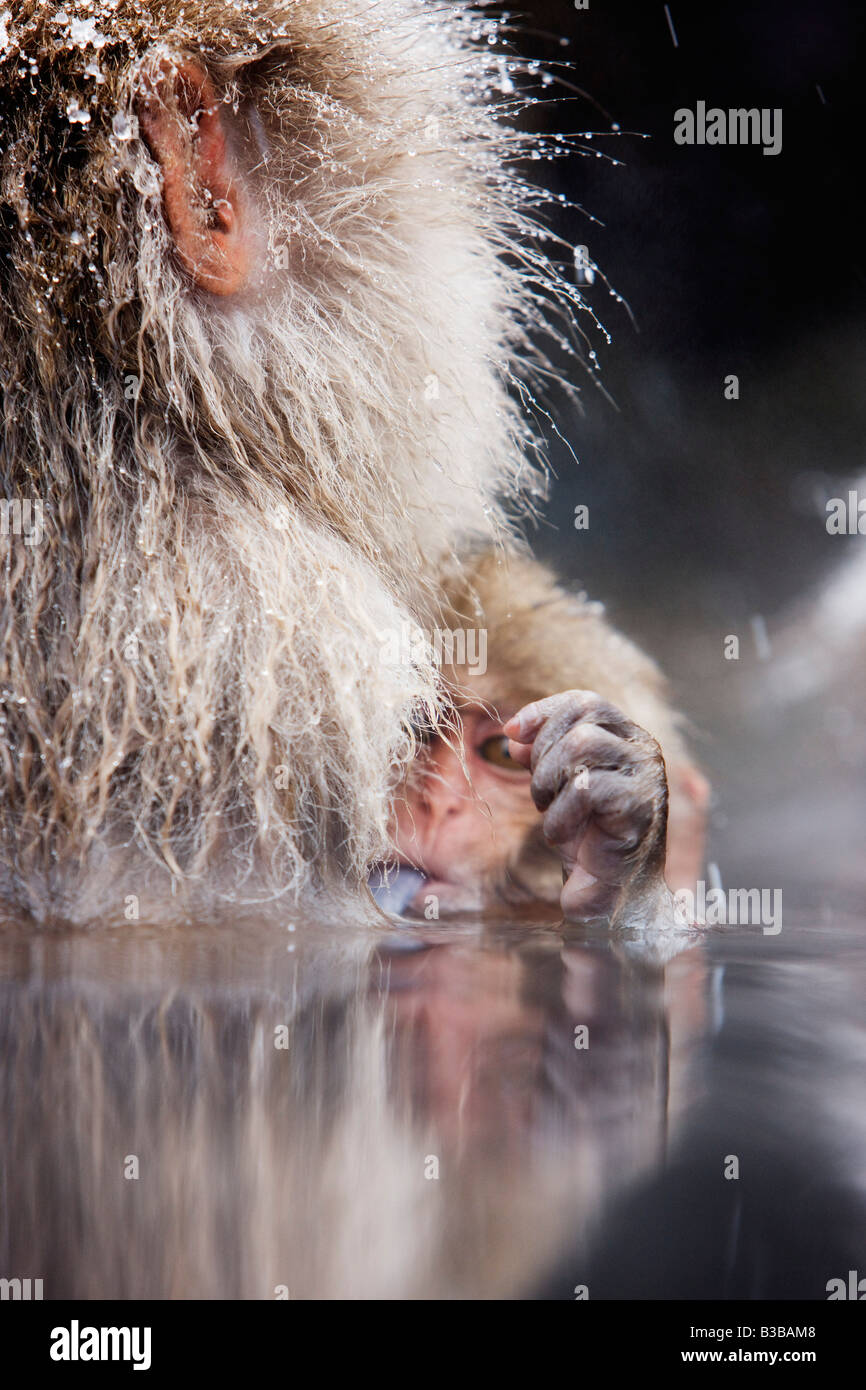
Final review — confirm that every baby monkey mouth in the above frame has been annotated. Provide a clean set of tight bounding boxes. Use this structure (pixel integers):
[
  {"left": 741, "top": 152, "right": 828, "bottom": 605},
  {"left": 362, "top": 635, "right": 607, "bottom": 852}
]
[
  {"left": 369, "top": 863, "right": 486, "bottom": 919},
  {"left": 368, "top": 864, "right": 429, "bottom": 916}
]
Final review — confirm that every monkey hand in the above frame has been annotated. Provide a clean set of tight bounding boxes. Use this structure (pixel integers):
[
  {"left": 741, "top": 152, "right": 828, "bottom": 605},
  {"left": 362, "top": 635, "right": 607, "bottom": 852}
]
[{"left": 503, "top": 690, "right": 673, "bottom": 927}]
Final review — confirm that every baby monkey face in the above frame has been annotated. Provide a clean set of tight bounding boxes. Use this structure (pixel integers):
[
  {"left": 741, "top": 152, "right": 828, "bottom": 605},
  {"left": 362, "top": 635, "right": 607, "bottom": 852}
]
[
  {"left": 392, "top": 702, "right": 534, "bottom": 913},
  {"left": 391, "top": 689, "right": 676, "bottom": 925}
]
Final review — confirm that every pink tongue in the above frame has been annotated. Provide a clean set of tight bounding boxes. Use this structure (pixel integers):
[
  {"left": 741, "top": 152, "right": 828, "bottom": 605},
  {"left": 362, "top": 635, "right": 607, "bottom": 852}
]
[{"left": 368, "top": 866, "right": 427, "bottom": 915}]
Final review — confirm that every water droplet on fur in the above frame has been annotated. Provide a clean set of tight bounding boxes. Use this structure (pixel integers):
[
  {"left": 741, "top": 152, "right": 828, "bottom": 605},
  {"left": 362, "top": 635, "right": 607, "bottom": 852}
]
[
  {"left": 66, "top": 99, "right": 91, "bottom": 125},
  {"left": 112, "top": 112, "right": 134, "bottom": 141},
  {"left": 68, "top": 16, "right": 107, "bottom": 49}
]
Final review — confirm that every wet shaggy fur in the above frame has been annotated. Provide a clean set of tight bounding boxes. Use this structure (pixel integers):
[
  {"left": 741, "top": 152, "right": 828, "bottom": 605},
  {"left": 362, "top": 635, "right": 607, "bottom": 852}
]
[{"left": 0, "top": 3, "right": 580, "bottom": 921}]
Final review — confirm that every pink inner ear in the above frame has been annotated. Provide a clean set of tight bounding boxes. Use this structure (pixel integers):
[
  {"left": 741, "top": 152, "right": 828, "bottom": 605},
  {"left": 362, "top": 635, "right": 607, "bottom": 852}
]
[
  {"left": 173, "top": 69, "right": 233, "bottom": 227},
  {"left": 137, "top": 59, "right": 250, "bottom": 295}
]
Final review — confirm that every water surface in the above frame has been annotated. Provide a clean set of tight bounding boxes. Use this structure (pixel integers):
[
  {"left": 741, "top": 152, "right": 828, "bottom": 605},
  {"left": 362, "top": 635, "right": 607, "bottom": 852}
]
[{"left": 1, "top": 910, "right": 863, "bottom": 1299}]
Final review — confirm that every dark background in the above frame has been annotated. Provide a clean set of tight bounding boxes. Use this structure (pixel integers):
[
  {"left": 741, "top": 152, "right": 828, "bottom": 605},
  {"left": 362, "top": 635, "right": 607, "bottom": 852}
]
[
  {"left": 508, "top": 0, "right": 865, "bottom": 634},
  {"left": 506, "top": 0, "right": 866, "bottom": 900}
]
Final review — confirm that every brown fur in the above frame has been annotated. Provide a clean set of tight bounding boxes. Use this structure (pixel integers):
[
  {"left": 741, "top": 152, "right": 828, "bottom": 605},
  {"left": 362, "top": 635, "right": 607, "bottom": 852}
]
[{"left": 0, "top": 4, "right": 584, "bottom": 922}]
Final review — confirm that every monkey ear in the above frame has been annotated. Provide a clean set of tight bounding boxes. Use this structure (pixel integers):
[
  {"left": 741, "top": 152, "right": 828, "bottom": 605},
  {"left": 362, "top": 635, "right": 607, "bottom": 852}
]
[{"left": 136, "top": 58, "right": 252, "bottom": 296}]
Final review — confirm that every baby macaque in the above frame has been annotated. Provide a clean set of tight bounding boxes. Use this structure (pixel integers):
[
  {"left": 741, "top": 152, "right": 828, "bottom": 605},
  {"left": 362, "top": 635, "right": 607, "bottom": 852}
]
[{"left": 378, "top": 552, "right": 709, "bottom": 926}]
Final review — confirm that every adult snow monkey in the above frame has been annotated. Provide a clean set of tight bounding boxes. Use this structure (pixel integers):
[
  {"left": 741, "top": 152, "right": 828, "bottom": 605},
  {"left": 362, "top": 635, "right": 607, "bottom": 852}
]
[{"left": 0, "top": 3, "right": 653, "bottom": 925}]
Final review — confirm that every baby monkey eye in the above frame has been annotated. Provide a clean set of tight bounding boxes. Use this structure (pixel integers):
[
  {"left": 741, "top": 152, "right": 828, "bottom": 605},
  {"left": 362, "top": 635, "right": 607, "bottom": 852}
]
[{"left": 478, "top": 734, "right": 527, "bottom": 771}]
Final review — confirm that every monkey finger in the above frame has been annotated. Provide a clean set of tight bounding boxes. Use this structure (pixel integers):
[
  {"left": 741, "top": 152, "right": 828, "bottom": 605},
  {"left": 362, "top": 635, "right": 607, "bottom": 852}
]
[
  {"left": 540, "top": 769, "right": 593, "bottom": 847},
  {"left": 530, "top": 723, "right": 643, "bottom": 811},
  {"left": 545, "top": 767, "right": 658, "bottom": 884},
  {"left": 505, "top": 737, "right": 533, "bottom": 769},
  {"left": 528, "top": 695, "right": 647, "bottom": 776},
  {"left": 575, "top": 821, "right": 647, "bottom": 887},
  {"left": 502, "top": 696, "right": 562, "bottom": 744},
  {"left": 586, "top": 768, "right": 659, "bottom": 844},
  {"left": 504, "top": 690, "right": 637, "bottom": 750}
]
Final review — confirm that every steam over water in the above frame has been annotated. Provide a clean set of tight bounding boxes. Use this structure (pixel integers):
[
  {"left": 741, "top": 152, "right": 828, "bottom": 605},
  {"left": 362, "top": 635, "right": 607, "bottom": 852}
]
[{"left": 1, "top": 912, "right": 863, "bottom": 1299}]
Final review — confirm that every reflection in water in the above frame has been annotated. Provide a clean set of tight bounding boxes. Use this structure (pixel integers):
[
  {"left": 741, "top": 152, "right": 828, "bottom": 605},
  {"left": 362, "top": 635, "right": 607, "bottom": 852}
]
[
  {"left": 0, "top": 916, "right": 863, "bottom": 1299},
  {"left": 542, "top": 922, "right": 866, "bottom": 1299}
]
